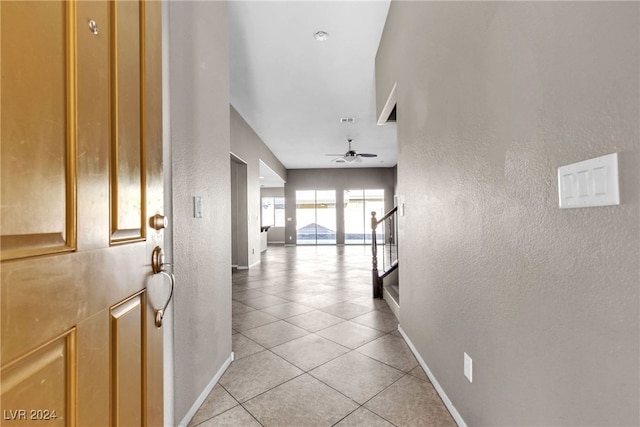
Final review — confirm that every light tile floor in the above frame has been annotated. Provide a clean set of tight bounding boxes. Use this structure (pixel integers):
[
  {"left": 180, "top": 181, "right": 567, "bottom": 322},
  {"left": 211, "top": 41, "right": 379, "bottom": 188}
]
[{"left": 189, "top": 245, "right": 456, "bottom": 427}]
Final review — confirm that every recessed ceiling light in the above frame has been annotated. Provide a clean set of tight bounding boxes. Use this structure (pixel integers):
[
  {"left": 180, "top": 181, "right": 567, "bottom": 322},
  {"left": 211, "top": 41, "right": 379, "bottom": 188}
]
[{"left": 313, "top": 30, "right": 329, "bottom": 41}]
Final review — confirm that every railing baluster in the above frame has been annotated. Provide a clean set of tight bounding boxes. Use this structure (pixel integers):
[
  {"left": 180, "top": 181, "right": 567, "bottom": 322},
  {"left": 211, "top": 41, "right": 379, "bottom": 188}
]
[
  {"left": 371, "top": 207, "right": 399, "bottom": 299},
  {"left": 371, "top": 211, "right": 381, "bottom": 298}
]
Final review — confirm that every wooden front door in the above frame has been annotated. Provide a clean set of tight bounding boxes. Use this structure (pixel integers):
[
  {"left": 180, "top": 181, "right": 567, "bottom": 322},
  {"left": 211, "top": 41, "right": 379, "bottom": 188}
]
[{"left": 1, "top": 1, "right": 164, "bottom": 425}]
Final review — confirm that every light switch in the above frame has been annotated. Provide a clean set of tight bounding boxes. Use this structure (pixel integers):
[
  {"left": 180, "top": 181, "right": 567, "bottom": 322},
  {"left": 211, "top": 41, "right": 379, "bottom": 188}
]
[
  {"left": 558, "top": 153, "right": 619, "bottom": 208},
  {"left": 464, "top": 352, "right": 473, "bottom": 383},
  {"left": 193, "top": 196, "right": 203, "bottom": 218}
]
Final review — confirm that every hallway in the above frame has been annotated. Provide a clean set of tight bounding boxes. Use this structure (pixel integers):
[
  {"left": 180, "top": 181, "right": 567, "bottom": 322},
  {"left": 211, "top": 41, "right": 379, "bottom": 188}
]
[{"left": 188, "top": 246, "right": 455, "bottom": 426}]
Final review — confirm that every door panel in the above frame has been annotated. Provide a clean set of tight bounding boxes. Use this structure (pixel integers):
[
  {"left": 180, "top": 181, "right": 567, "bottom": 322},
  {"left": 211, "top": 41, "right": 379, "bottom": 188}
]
[
  {"left": 0, "top": 0, "right": 75, "bottom": 260},
  {"left": 111, "top": 294, "right": 144, "bottom": 426},
  {"left": 1, "top": 330, "right": 75, "bottom": 426},
  {"left": 1, "top": 0, "right": 164, "bottom": 425}
]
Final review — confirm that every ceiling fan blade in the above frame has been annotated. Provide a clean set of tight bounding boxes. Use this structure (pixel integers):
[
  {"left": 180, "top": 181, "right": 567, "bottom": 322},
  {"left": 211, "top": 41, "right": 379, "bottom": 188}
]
[
  {"left": 325, "top": 153, "right": 345, "bottom": 156},
  {"left": 358, "top": 153, "right": 378, "bottom": 157}
]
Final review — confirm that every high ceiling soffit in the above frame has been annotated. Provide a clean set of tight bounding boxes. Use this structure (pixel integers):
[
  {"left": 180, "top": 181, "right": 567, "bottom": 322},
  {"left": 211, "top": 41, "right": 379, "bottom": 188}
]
[
  {"left": 230, "top": 1, "right": 397, "bottom": 170},
  {"left": 260, "top": 160, "right": 285, "bottom": 188}
]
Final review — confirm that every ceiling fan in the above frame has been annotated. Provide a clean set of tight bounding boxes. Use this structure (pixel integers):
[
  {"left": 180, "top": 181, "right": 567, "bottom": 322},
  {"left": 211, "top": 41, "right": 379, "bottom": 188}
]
[{"left": 326, "top": 139, "right": 378, "bottom": 163}]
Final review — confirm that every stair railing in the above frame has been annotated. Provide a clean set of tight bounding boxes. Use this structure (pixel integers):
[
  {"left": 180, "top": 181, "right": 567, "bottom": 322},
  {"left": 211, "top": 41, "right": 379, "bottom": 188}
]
[{"left": 371, "top": 207, "right": 398, "bottom": 298}]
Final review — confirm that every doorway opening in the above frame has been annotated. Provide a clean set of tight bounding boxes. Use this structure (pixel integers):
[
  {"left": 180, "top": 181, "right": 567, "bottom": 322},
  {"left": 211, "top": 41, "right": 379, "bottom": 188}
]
[{"left": 230, "top": 154, "right": 248, "bottom": 267}]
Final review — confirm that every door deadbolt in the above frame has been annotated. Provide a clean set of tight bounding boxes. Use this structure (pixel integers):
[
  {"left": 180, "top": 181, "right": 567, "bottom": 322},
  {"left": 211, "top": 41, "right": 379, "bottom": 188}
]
[{"left": 150, "top": 213, "right": 168, "bottom": 231}]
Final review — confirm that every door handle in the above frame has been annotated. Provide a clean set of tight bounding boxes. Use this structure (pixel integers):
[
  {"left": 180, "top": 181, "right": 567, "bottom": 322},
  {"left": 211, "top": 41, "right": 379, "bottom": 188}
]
[
  {"left": 154, "top": 270, "right": 174, "bottom": 328},
  {"left": 150, "top": 246, "right": 174, "bottom": 328}
]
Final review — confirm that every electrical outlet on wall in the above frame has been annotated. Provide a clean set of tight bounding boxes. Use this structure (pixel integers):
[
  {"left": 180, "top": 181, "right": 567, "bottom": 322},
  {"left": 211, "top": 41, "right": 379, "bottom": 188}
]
[{"left": 464, "top": 352, "right": 473, "bottom": 383}]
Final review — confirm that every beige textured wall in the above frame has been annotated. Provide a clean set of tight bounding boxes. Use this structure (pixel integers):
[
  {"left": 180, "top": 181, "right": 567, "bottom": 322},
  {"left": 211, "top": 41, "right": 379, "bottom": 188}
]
[
  {"left": 230, "top": 106, "right": 287, "bottom": 266},
  {"left": 376, "top": 2, "right": 639, "bottom": 425},
  {"left": 168, "top": 2, "right": 232, "bottom": 424}
]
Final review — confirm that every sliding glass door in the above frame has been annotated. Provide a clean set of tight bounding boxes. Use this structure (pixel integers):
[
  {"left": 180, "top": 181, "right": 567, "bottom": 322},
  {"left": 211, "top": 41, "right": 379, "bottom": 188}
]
[
  {"left": 344, "top": 189, "right": 384, "bottom": 244},
  {"left": 296, "top": 190, "right": 336, "bottom": 245},
  {"left": 344, "top": 190, "right": 365, "bottom": 244}
]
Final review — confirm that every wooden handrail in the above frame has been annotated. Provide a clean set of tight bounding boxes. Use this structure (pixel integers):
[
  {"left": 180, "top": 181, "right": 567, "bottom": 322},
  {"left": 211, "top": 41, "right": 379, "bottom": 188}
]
[
  {"left": 379, "top": 260, "right": 399, "bottom": 279},
  {"left": 371, "top": 206, "right": 398, "bottom": 229}
]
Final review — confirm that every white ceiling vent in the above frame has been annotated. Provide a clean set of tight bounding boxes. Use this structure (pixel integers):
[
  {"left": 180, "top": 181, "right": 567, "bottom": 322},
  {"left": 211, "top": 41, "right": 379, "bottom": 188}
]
[{"left": 339, "top": 117, "right": 355, "bottom": 123}]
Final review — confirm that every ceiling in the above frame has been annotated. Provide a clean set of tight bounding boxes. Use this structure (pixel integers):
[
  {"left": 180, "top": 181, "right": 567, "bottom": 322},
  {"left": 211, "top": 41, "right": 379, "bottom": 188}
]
[{"left": 229, "top": 1, "right": 397, "bottom": 174}]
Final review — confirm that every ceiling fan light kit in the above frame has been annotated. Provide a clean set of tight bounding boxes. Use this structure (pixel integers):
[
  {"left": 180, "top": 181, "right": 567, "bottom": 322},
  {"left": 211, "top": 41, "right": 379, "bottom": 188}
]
[{"left": 326, "top": 138, "right": 378, "bottom": 164}]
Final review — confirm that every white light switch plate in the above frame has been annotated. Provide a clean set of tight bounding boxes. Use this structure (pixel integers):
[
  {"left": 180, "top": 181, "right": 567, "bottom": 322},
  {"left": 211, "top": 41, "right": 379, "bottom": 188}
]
[
  {"left": 193, "top": 196, "right": 203, "bottom": 218},
  {"left": 464, "top": 352, "right": 473, "bottom": 383},
  {"left": 558, "top": 153, "right": 619, "bottom": 208}
]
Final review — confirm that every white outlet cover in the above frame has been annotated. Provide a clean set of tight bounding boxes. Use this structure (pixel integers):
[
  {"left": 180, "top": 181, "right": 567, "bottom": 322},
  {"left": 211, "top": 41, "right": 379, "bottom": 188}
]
[
  {"left": 558, "top": 153, "right": 619, "bottom": 208},
  {"left": 464, "top": 352, "right": 473, "bottom": 383}
]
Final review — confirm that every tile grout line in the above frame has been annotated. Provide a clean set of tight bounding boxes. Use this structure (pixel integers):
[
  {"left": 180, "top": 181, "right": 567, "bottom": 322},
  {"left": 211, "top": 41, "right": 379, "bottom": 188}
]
[
  {"left": 221, "top": 382, "right": 266, "bottom": 427},
  {"left": 225, "top": 246, "right": 412, "bottom": 426}
]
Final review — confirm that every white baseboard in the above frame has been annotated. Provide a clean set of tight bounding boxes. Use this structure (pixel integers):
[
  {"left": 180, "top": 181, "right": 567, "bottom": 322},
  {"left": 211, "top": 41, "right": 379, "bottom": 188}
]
[
  {"left": 177, "top": 353, "right": 233, "bottom": 427},
  {"left": 284, "top": 244, "right": 296, "bottom": 247},
  {"left": 382, "top": 287, "right": 399, "bottom": 320},
  {"left": 235, "top": 260, "right": 261, "bottom": 270},
  {"left": 398, "top": 326, "right": 467, "bottom": 427}
]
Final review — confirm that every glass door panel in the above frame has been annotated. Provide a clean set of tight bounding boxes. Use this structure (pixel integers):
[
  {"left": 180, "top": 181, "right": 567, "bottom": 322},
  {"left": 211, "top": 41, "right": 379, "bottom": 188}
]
[
  {"left": 344, "top": 190, "right": 365, "bottom": 244},
  {"left": 296, "top": 190, "right": 316, "bottom": 245},
  {"left": 364, "top": 189, "right": 385, "bottom": 244},
  {"left": 344, "top": 189, "right": 384, "bottom": 244},
  {"left": 315, "top": 190, "right": 336, "bottom": 245}
]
